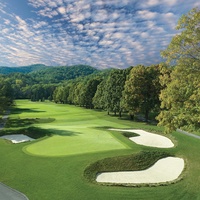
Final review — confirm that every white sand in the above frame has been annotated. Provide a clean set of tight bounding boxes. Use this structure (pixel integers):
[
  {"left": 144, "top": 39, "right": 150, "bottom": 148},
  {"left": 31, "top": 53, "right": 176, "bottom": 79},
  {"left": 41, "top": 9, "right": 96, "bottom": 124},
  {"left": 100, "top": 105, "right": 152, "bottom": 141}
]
[
  {"left": 109, "top": 129, "right": 174, "bottom": 148},
  {"left": 0, "top": 134, "right": 35, "bottom": 143},
  {"left": 96, "top": 129, "right": 182, "bottom": 185},
  {"left": 96, "top": 157, "right": 184, "bottom": 184}
]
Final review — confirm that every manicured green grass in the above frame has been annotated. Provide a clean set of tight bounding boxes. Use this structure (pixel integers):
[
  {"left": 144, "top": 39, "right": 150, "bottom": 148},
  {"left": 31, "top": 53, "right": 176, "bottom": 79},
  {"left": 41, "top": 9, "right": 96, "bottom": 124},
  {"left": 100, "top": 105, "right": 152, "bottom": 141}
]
[
  {"left": 0, "top": 100, "right": 200, "bottom": 200},
  {"left": 15, "top": 100, "right": 129, "bottom": 156}
]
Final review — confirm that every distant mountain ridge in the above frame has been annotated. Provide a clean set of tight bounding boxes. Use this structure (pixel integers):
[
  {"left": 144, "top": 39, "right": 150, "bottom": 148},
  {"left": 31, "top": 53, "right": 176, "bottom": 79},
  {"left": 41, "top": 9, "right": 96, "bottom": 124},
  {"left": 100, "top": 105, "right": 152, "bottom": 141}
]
[
  {"left": 0, "top": 64, "right": 47, "bottom": 74},
  {"left": 29, "top": 65, "right": 99, "bottom": 83},
  {"left": 0, "top": 64, "right": 99, "bottom": 84}
]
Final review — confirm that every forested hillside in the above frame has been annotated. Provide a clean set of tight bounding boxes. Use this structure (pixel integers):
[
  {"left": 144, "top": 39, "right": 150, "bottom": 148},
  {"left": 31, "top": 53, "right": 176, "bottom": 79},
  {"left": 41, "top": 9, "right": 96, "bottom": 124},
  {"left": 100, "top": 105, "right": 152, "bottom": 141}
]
[
  {"left": 29, "top": 65, "right": 98, "bottom": 83},
  {"left": 0, "top": 65, "right": 99, "bottom": 106}
]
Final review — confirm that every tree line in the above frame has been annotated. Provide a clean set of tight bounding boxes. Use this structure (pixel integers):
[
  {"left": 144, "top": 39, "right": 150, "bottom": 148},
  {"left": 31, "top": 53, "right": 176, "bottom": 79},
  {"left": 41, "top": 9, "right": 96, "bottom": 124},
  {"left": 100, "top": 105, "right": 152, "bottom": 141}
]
[{"left": 53, "top": 64, "right": 165, "bottom": 122}]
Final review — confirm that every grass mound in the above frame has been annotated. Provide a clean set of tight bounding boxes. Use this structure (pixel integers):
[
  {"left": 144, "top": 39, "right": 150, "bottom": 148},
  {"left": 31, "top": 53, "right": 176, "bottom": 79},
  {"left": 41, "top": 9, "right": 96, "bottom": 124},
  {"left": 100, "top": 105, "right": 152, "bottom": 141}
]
[{"left": 84, "top": 151, "right": 172, "bottom": 183}]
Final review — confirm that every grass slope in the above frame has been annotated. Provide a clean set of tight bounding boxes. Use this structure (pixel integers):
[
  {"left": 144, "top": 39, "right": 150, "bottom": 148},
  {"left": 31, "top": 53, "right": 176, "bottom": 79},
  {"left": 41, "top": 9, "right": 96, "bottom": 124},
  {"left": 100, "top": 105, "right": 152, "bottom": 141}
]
[{"left": 0, "top": 100, "right": 200, "bottom": 200}]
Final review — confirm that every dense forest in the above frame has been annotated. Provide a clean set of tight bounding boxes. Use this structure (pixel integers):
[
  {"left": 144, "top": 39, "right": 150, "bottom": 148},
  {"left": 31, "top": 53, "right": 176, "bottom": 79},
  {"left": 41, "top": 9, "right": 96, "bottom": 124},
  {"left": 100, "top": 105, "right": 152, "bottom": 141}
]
[{"left": 0, "top": 8, "right": 199, "bottom": 134}]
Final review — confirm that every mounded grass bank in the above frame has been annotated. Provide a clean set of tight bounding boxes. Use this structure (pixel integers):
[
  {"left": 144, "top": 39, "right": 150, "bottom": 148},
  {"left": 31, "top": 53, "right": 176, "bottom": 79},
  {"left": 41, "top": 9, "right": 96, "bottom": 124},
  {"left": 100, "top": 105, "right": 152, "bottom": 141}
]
[
  {"left": 0, "top": 100, "right": 200, "bottom": 200},
  {"left": 84, "top": 150, "right": 173, "bottom": 186}
]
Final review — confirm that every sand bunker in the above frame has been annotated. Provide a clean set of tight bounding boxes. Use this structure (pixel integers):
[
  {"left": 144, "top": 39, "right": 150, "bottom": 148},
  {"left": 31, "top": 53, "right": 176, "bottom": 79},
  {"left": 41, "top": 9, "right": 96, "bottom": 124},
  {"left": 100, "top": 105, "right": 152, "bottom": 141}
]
[
  {"left": 96, "top": 157, "right": 184, "bottom": 184},
  {"left": 109, "top": 129, "right": 174, "bottom": 148},
  {"left": 0, "top": 134, "right": 35, "bottom": 143},
  {"left": 98, "top": 129, "right": 182, "bottom": 184}
]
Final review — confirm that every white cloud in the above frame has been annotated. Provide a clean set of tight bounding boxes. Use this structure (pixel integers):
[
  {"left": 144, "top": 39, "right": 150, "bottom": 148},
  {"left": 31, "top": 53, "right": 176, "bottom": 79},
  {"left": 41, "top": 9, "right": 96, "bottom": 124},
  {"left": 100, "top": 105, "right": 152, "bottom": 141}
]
[
  {"left": 92, "top": 9, "right": 108, "bottom": 22},
  {"left": 193, "top": 2, "right": 200, "bottom": 7},
  {"left": 57, "top": 7, "right": 66, "bottom": 15},
  {"left": 70, "top": 13, "right": 85, "bottom": 23},
  {"left": 33, "top": 21, "right": 48, "bottom": 29},
  {"left": 145, "top": 0, "right": 160, "bottom": 7},
  {"left": 2, "top": 28, "right": 10, "bottom": 34},
  {"left": 99, "top": 39, "right": 113, "bottom": 46},
  {"left": 112, "top": 32, "right": 125, "bottom": 39},
  {"left": 38, "top": 7, "right": 58, "bottom": 18},
  {"left": 141, "top": 0, "right": 178, "bottom": 8},
  {"left": 141, "top": 32, "right": 149, "bottom": 38},
  {"left": 161, "top": 12, "right": 178, "bottom": 29},
  {"left": 163, "top": 0, "right": 178, "bottom": 6},
  {"left": 4, "top": 19, "right": 11, "bottom": 25},
  {"left": 137, "top": 10, "right": 158, "bottom": 19}
]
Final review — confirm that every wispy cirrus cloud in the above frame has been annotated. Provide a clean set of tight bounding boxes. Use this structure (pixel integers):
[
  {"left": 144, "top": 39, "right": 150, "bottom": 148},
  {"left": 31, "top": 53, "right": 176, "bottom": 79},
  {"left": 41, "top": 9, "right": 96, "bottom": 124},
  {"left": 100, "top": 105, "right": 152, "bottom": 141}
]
[{"left": 0, "top": 0, "right": 199, "bottom": 68}]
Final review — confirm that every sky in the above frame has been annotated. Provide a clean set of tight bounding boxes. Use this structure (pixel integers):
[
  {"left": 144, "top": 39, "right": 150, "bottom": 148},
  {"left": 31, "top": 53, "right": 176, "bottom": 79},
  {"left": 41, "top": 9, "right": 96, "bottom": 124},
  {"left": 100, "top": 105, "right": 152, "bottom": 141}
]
[{"left": 0, "top": 0, "right": 199, "bottom": 69}]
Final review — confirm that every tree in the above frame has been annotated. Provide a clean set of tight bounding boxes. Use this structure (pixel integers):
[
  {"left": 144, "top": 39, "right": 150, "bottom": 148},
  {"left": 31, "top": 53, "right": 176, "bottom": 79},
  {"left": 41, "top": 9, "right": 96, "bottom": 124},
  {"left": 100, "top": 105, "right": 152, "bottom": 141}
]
[
  {"left": 53, "top": 86, "right": 65, "bottom": 103},
  {"left": 93, "top": 79, "right": 107, "bottom": 110},
  {"left": 104, "top": 69, "right": 127, "bottom": 116},
  {"left": 82, "top": 78, "right": 102, "bottom": 109},
  {"left": 121, "top": 65, "right": 161, "bottom": 121},
  {"left": 157, "top": 8, "right": 200, "bottom": 133},
  {"left": 0, "top": 79, "right": 14, "bottom": 113}
]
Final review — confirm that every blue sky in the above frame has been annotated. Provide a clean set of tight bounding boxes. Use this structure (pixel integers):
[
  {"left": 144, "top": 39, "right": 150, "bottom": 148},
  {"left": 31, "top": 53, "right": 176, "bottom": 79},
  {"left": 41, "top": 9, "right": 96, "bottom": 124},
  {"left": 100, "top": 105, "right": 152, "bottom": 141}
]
[{"left": 0, "top": 0, "right": 199, "bottom": 69}]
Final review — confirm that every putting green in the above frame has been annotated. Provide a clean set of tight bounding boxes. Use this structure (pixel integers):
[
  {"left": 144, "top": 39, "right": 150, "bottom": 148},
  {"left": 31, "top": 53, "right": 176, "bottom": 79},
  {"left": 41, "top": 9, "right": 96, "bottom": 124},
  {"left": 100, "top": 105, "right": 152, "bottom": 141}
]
[
  {"left": 13, "top": 100, "right": 128, "bottom": 156},
  {"left": 24, "top": 127, "right": 127, "bottom": 156}
]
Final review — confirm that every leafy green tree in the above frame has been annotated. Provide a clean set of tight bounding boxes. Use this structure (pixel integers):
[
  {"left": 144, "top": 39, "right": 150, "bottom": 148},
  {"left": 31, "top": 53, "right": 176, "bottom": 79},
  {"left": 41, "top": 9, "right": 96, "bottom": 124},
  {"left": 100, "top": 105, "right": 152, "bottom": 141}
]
[
  {"left": 53, "top": 86, "right": 65, "bottom": 103},
  {"left": 30, "top": 84, "right": 56, "bottom": 102},
  {"left": 93, "top": 80, "right": 107, "bottom": 110},
  {"left": 157, "top": 8, "right": 200, "bottom": 133},
  {"left": 0, "top": 79, "right": 14, "bottom": 112},
  {"left": 83, "top": 78, "right": 102, "bottom": 109},
  {"left": 104, "top": 69, "right": 127, "bottom": 116},
  {"left": 121, "top": 65, "right": 161, "bottom": 121},
  {"left": 66, "top": 81, "right": 83, "bottom": 105},
  {"left": 73, "top": 82, "right": 86, "bottom": 106}
]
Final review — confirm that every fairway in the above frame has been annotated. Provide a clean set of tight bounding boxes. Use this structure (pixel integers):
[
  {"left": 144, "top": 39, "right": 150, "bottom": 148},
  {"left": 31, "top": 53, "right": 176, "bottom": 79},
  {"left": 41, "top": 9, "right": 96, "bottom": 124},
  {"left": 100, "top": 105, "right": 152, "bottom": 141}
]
[
  {"left": 1, "top": 100, "right": 200, "bottom": 200},
  {"left": 13, "top": 100, "right": 128, "bottom": 156}
]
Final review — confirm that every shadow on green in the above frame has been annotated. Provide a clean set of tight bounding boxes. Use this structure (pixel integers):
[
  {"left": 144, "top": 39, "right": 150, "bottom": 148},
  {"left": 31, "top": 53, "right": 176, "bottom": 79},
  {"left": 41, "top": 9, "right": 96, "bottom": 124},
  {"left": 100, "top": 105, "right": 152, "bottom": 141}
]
[
  {"left": 5, "top": 118, "right": 55, "bottom": 128},
  {"left": 11, "top": 108, "right": 46, "bottom": 115},
  {"left": 0, "top": 126, "right": 82, "bottom": 139}
]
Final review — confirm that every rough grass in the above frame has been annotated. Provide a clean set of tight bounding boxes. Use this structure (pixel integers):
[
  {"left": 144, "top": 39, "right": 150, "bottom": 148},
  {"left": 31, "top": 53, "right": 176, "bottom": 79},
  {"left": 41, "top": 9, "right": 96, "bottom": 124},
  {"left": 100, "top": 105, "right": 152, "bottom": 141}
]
[{"left": 0, "top": 100, "right": 200, "bottom": 200}]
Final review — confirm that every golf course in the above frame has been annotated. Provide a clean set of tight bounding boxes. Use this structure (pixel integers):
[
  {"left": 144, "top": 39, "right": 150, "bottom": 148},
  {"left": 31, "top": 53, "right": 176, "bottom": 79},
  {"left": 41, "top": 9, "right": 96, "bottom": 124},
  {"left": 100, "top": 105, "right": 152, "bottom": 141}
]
[{"left": 0, "top": 100, "right": 200, "bottom": 200}]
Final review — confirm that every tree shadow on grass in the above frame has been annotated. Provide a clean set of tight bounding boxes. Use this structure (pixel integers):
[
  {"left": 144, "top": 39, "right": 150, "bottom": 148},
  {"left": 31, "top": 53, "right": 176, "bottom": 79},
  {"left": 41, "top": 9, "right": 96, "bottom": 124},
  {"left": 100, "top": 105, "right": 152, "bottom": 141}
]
[
  {"left": 5, "top": 118, "right": 55, "bottom": 128},
  {"left": 46, "top": 128, "right": 82, "bottom": 137},
  {"left": 94, "top": 126, "right": 139, "bottom": 138},
  {"left": 119, "top": 114, "right": 158, "bottom": 125},
  {"left": 94, "top": 126, "right": 116, "bottom": 130},
  {"left": 11, "top": 108, "right": 46, "bottom": 115},
  {"left": 0, "top": 126, "right": 82, "bottom": 139},
  {"left": 0, "top": 127, "right": 51, "bottom": 139}
]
